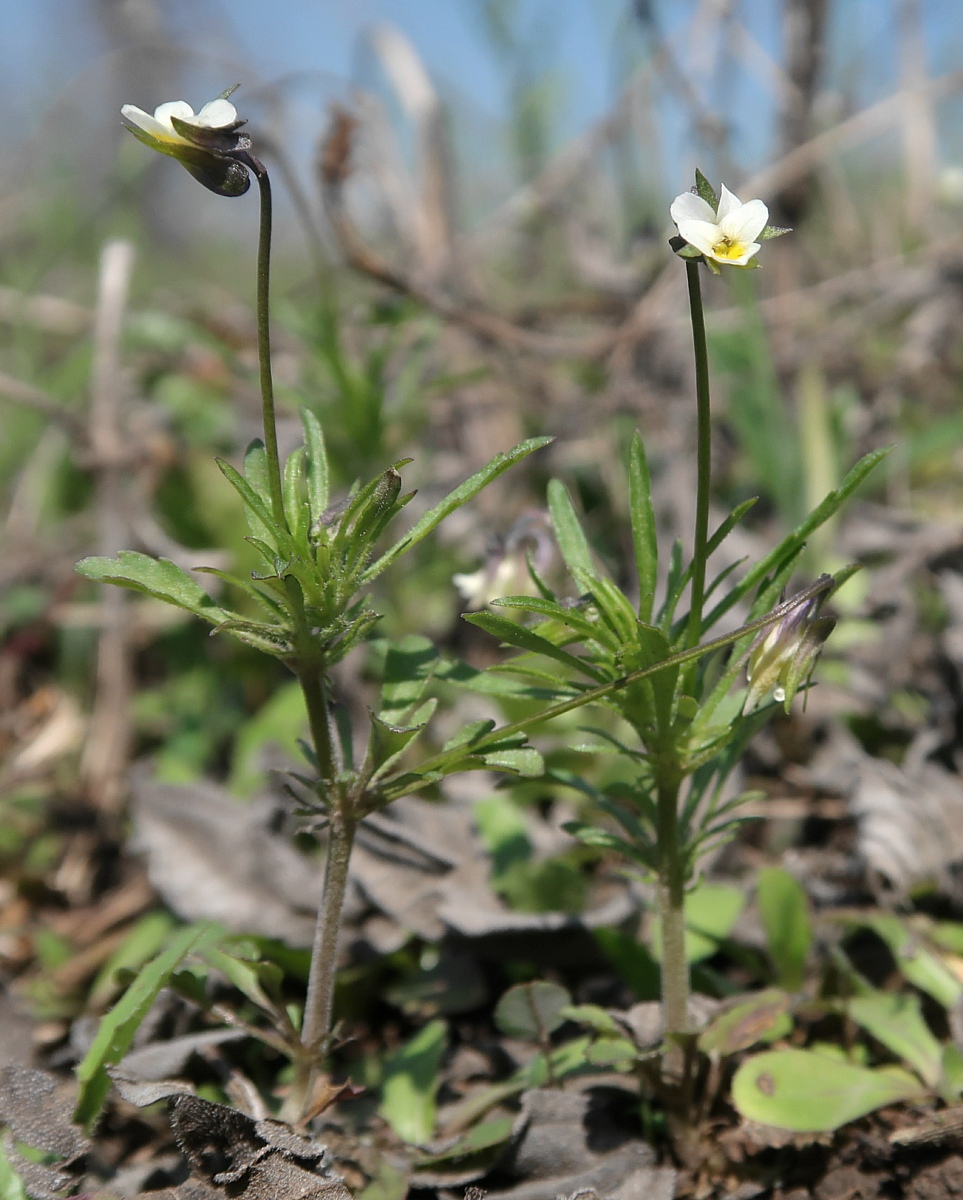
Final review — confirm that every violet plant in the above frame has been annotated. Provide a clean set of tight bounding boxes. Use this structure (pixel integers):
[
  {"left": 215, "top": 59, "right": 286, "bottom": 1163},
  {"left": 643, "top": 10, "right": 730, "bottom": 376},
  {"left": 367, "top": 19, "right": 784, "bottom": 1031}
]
[
  {"left": 460, "top": 171, "right": 884, "bottom": 1101},
  {"left": 77, "top": 92, "right": 882, "bottom": 1132}
]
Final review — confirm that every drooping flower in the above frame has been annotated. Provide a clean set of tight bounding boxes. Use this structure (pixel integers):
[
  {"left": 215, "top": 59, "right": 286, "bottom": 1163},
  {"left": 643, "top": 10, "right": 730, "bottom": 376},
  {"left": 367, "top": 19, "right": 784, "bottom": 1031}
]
[
  {"left": 121, "top": 98, "right": 241, "bottom": 147},
  {"left": 670, "top": 184, "right": 769, "bottom": 268},
  {"left": 745, "top": 575, "right": 836, "bottom": 712},
  {"left": 454, "top": 512, "right": 555, "bottom": 611},
  {"left": 120, "top": 90, "right": 254, "bottom": 197}
]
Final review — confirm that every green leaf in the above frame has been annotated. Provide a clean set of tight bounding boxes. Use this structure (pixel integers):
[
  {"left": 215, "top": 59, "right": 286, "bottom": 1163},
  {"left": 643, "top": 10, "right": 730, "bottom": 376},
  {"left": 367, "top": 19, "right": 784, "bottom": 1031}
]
[
  {"left": 547, "top": 479, "right": 596, "bottom": 586},
  {"left": 283, "top": 445, "right": 308, "bottom": 540},
  {"left": 481, "top": 747, "right": 544, "bottom": 777},
  {"left": 380, "top": 1019, "right": 447, "bottom": 1144},
  {"left": 845, "top": 992, "right": 943, "bottom": 1088},
  {"left": 74, "top": 924, "right": 213, "bottom": 1130},
  {"left": 203, "top": 943, "right": 291, "bottom": 1032},
  {"left": 88, "top": 910, "right": 178, "bottom": 1008},
  {"left": 703, "top": 447, "right": 889, "bottom": 632},
  {"left": 560, "top": 1003, "right": 623, "bottom": 1037},
  {"left": 216, "top": 454, "right": 276, "bottom": 545},
  {"left": 464, "top": 612, "right": 605, "bottom": 682},
  {"left": 757, "top": 868, "right": 811, "bottom": 991},
  {"left": 698, "top": 988, "right": 792, "bottom": 1056},
  {"left": 628, "top": 432, "right": 658, "bottom": 621},
  {"left": 75, "top": 552, "right": 231, "bottom": 624},
  {"left": 585, "top": 1037, "right": 638, "bottom": 1068},
  {"left": 695, "top": 169, "right": 719, "bottom": 211},
  {"left": 494, "top": 981, "right": 572, "bottom": 1041},
  {"left": 412, "top": 1115, "right": 514, "bottom": 1171},
  {"left": 301, "top": 407, "right": 330, "bottom": 520},
  {"left": 759, "top": 224, "right": 792, "bottom": 240},
  {"left": 491, "top": 595, "right": 605, "bottom": 644},
  {"left": 363, "top": 437, "right": 551, "bottom": 582},
  {"left": 858, "top": 914, "right": 962, "bottom": 1009},
  {"left": 367, "top": 704, "right": 436, "bottom": 780},
  {"left": 731, "top": 1048, "right": 926, "bottom": 1132},
  {"left": 379, "top": 636, "right": 440, "bottom": 724},
  {"left": 651, "top": 882, "right": 744, "bottom": 963}
]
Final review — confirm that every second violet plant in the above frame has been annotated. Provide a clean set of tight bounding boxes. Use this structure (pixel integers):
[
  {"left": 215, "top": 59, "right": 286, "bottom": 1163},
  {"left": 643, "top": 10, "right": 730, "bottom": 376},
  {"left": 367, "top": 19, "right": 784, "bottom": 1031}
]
[{"left": 81, "top": 92, "right": 884, "bottom": 1123}]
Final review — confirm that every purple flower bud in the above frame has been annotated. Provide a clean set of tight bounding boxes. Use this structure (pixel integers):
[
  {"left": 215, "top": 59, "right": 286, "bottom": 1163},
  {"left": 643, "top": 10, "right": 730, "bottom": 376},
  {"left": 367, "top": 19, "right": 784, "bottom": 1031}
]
[{"left": 745, "top": 575, "right": 836, "bottom": 712}]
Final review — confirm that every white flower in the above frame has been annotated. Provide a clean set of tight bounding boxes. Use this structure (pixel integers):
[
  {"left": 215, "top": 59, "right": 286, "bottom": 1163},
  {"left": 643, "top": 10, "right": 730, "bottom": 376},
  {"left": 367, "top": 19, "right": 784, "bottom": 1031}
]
[
  {"left": 670, "top": 184, "right": 769, "bottom": 268},
  {"left": 120, "top": 98, "right": 239, "bottom": 147}
]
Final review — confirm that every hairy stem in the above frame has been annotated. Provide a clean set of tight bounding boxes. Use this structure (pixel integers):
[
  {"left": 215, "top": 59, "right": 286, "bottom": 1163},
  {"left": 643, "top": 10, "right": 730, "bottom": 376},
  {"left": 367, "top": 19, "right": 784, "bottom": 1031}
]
[
  {"left": 684, "top": 261, "right": 712, "bottom": 666},
  {"left": 656, "top": 776, "right": 689, "bottom": 1037},
  {"left": 295, "top": 808, "right": 356, "bottom": 1112},
  {"left": 253, "top": 168, "right": 287, "bottom": 531}
]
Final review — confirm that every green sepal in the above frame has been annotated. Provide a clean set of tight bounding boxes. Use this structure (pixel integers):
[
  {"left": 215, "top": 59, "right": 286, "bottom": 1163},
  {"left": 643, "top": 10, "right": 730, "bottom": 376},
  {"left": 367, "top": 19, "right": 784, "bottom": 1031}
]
[
  {"left": 669, "top": 235, "right": 704, "bottom": 260},
  {"left": 759, "top": 224, "right": 792, "bottom": 240},
  {"left": 695, "top": 169, "right": 719, "bottom": 211}
]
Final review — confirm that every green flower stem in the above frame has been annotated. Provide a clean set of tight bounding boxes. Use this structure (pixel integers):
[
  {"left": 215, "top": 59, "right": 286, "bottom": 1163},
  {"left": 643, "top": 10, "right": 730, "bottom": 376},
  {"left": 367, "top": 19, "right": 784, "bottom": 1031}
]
[
  {"left": 684, "top": 261, "right": 712, "bottom": 667},
  {"left": 656, "top": 776, "right": 689, "bottom": 1037},
  {"left": 253, "top": 168, "right": 288, "bottom": 532}
]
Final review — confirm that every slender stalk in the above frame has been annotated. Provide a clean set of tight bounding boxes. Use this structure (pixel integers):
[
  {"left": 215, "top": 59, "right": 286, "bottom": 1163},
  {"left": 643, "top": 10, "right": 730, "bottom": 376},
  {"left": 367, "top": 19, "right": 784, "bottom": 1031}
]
[
  {"left": 297, "top": 662, "right": 336, "bottom": 782},
  {"left": 296, "top": 811, "right": 356, "bottom": 1103},
  {"left": 656, "top": 776, "right": 690, "bottom": 1036},
  {"left": 684, "top": 261, "right": 712, "bottom": 659},
  {"left": 253, "top": 168, "right": 288, "bottom": 531}
]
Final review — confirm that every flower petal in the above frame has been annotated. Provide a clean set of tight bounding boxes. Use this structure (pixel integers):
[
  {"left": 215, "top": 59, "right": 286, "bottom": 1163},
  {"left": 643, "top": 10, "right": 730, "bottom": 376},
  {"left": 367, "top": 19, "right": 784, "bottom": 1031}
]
[
  {"left": 120, "top": 104, "right": 171, "bottom": 140},
  {"left": 715, "top": 184, "right": 745, "bottom": 221},
  {"left": 674, "top": 218, "right": 720, "bottom": 257},
  {"left": 152, "top": 101, "right": 196, "bottom": 133},
  {"left": 719, "top": 198, "right": 769, "bottom": 246},
  {"left": 670, "top": 191, "right": 717, "bottom": 227},
  {"left": 195, "top": 98, "right": 238, "bottom": 128}
]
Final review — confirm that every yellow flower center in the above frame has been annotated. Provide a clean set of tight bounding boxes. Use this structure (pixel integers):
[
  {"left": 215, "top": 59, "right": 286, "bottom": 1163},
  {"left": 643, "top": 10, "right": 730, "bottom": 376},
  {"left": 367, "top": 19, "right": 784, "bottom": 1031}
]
[{"left": 711, "top": 233, "right": 745, "bottom": 260}]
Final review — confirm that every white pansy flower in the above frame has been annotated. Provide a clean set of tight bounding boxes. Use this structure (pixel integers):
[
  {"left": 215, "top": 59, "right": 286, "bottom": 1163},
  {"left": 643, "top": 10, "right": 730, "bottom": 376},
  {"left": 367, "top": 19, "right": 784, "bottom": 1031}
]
[
  {"left": 670, "top": 184, "right": 769, "bottom": 268},
  {"left": 120, "top": 90, "right": 253, "bottom": 198},
  {"left": 121, "top": 98, "right": 239, "bottom": 147}
]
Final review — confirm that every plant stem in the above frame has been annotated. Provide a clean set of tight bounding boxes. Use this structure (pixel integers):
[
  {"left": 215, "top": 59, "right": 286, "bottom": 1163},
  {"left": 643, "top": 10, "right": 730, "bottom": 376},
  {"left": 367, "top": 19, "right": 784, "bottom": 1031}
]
[
  {"left": 295, "top": 808, "right": 356, "bottom": 1108},
  {"left": 253, "top": 168, "right": 288, "bottom": 532},
  {"left": 684, "top": 261, "right": 712, "bottom": 661},
  {"left": 656, "top": 776, "right": 689, "bottom": 1037}
]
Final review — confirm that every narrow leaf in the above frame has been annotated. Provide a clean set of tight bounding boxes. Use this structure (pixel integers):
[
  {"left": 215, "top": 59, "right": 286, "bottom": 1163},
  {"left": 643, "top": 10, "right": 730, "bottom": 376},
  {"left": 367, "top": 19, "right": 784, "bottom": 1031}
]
[
  {"left": 380, "top": 1019, "right": 447, "bottom": 1144},
  {"left": 301, "top": 407, "right": 330, "bottom": 520},
  {"left": 363, "top": 437, "right": 551, "bottom": 582},
  {"left": 628, "top": 432, "right": 658, "bottom": 621},
  {"left": 464, "top": 612, "right": 605, "bottom": 681},
  {"left": 75, "top": 924, "right": 213, "bottom": 1130},
  {"left": 757, "top": 867, "right": 811, "bottom": 991},
  {"left": 76, "top": 553, "right": 231, "bottom": 625},
  {"left": 547, "top": 478, "right": 595, "bottom": 583}
]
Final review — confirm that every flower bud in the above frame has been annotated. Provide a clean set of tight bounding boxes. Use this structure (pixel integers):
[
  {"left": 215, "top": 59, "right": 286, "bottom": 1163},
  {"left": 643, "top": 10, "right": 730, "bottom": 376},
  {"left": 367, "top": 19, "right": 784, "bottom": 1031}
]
[{"left": 745, "top": 575, "right": 836, "bottom": 712}]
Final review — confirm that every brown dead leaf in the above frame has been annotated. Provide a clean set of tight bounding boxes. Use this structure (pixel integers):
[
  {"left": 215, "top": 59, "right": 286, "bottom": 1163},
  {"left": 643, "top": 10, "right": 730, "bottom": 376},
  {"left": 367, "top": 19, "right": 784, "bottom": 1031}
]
[{"left": 131, "top": 779, "right": 321, "bottom": 944}]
